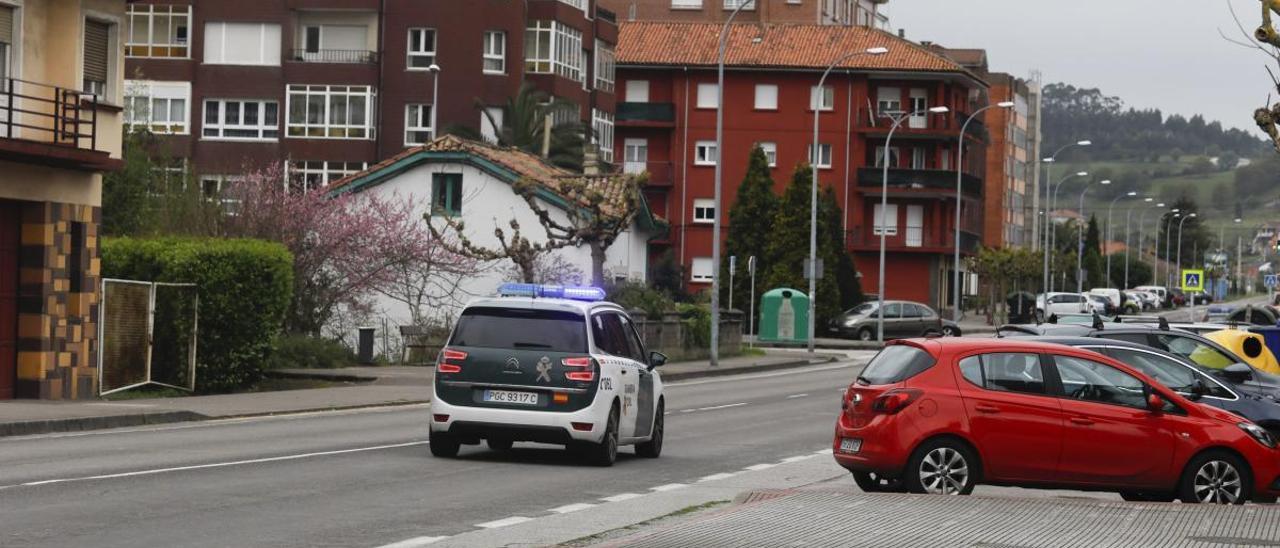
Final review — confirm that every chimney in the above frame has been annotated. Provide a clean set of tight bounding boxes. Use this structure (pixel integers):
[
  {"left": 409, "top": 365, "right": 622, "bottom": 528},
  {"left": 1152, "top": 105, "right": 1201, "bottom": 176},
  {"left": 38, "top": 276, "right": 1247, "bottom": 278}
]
[
  {"left": 898, "top": 28, "right": 905, "bottom": 39},
  {"left": 583, "top": 145, "right": 601, "bottom": 176}
]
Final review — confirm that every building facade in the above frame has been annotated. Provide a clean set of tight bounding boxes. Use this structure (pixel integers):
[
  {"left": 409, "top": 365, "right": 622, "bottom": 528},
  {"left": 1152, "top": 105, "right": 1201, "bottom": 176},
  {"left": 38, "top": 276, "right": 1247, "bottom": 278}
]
[
  {"left": 1, "top": 0, "right": 127, "bottom": 399},
  {"left": 122, "top": 0, "right": 618, "bottom": 191},
  {"left": 983, "top": 72, "right": 1040, "bottom": 249},
  {"left": 614, "top": 21, "right": 987, "bottom": 310},
  {"left": 602, "top": 0, "right": 889, "bottom": 28}
]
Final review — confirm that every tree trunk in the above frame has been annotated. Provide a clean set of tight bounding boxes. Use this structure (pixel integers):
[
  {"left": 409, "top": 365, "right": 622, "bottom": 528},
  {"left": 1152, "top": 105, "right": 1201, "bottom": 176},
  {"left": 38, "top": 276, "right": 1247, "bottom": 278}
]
[
  {"left": 517, "top": 258, "right": 537, "bottom": 283},
  {"left": 590, "top": 241, "right": 607, "bottom": 288}
]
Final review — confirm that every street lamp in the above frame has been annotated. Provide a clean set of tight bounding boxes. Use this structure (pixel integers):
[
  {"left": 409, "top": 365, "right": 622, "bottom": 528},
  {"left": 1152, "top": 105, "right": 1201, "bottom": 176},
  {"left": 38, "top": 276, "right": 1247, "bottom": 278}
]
[
  {"left": 877, "top": 105, "right": 951, "bottom": 342},
  {"left": 952, "top": 100, "right": 1014, "bottom": 322},
  {"left": 428, "top": 64, "right": 441, "bottom": 140},
  {"left": 710, "top": 0, "right": 754, "bottom": 366},
  {"left": 806, "top": 46, "right": 888, "bottom": 353},
  {"left": 1176, "top": 213, "right": 1198, "bottom": 285},
  {"left": 1040, "top": 140, "right": 1091, "bottom": 290},
  {"left": 1128, "top": 199, "right": 1159, "bottom": 288},
  {"left": 1046, "top": 171, "right": 1088, "bottom": 292},
  {"left": 1076, "top": 179, "right": 1110, "bottom": 295},
  {"left": 1105, "top": 190, "right": 1137, "bottom": 286},
  {"left": 1161, "top": 209, "right": 1181, "bottom": 287}
]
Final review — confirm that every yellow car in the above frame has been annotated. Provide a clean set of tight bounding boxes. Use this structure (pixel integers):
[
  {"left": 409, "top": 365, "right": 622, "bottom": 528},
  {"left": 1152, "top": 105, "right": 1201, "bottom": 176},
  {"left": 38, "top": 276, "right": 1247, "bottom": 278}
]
[{"left": 1203, "top": 329, "right": 1280, "bottom": 375}]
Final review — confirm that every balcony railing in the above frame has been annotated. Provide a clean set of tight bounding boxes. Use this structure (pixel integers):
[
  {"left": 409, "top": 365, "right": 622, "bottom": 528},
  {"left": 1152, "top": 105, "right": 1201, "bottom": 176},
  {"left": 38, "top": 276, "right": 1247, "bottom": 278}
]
[
  {"left": 289, "top": 49, "right": 379, "bottom": 64},
  {"left": 846, "top": 226, "right": 981, "bottom": 254},
  {"left": 623, "top": 161, "right": 673, "bottom": 185},
  {"left": 617, "top": 102, "right": 675, "bottom": 125},
  {"left": 858, "top": 167, "right": 983, "bottom": 197},
  {"left": 1, "top": 77, "right": 102, "bottom": 152},
  {"left": 857, "top": 108, "right": 989, "bottom": 141}
]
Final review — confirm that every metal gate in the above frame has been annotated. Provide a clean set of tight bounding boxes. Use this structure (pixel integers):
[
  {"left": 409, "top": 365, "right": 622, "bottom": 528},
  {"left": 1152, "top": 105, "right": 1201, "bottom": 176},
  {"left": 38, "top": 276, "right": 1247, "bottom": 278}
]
[{"left": 98, "top": 279, "right": 198, "bottom": 395}]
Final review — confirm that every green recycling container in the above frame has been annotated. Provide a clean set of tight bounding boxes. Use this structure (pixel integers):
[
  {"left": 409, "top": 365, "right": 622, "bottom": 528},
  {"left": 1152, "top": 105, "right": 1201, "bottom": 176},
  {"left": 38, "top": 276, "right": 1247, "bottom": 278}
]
[{"left": 758, "top": 288, "right": 810, "bottom": 344}]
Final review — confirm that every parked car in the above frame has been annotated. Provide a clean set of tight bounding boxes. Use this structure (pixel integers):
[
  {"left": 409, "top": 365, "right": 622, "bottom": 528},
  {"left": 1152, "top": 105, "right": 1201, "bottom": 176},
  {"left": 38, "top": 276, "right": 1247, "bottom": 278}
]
[
  {"left": 1170, "top": 288, "right": 1188, "bottom": 307},
  {"left": 942, "top": 319, "right": 963, "bottom": 337},
  {"left": 1203, "top": 305, "right": 1236, "bottom": 323},
  {"left": 1128, "top": 290, "right": 1160, "bottom": 311},
  {"left": 1134, "top": 286, "right": 1171, "bottom": 308},
  {"left": 1036, "top": 292, "right": 1097, "bottom": 321},
  {"left": 828, "top": 300, "right": 944, "bottom": 341},
  {"left": 833, "top": 338, "right": 1280, "bottom": 503},
  {"left": 1227, "top": 305, "right": 1280, "bottom": 326},
  {"left": 1089, "top": 289, "right": 1123, "bottom": 315},
  {"left": 1087, "top": 294, "right": 1113, "bottom": 315}
]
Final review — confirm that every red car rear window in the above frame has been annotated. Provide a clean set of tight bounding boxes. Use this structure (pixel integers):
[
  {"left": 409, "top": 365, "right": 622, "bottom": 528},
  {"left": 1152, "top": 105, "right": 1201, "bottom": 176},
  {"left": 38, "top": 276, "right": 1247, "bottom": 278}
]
[{"left": 858, "top": 345, "right": 936, "bottom": 385}]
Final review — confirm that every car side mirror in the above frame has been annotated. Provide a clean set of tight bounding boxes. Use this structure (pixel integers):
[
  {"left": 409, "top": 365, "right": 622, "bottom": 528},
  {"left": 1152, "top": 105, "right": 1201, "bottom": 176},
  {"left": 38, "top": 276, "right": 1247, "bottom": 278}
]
[
  {"left": 1146, "top": 392, "right": 1165, "bottom": 413},
  {"left": 1188, "top": 379, "right": 1209, "bottom": 401},
  {"left": 1223, "top": 363, "right": 1254, "bottom": 383},
  {"left": 649, "top": 351, "right": 668, "bottom": 369}
]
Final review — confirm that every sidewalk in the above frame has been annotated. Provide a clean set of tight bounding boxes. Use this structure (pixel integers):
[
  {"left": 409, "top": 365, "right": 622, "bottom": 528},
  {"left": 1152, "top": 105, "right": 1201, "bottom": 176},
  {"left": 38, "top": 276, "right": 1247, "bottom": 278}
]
[{"left": 0, "top": 349, "right": 839, "bottom": 438}]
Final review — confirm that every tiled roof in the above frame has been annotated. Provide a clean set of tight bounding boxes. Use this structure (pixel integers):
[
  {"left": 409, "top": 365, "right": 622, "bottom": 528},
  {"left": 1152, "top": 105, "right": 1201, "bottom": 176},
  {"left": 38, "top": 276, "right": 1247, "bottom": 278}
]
[{"left": 616, "top": 21, "right": 976, "bottom": 78}]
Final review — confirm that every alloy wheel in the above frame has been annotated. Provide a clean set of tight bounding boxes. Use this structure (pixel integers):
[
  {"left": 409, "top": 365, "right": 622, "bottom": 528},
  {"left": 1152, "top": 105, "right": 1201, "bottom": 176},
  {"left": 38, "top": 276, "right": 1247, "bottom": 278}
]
[
  {"left": 919, "top": 447, "right": 969, "bottom": 495},
  {"left": 1194, "top": 460, "right": 1243, "bottom": 504}
]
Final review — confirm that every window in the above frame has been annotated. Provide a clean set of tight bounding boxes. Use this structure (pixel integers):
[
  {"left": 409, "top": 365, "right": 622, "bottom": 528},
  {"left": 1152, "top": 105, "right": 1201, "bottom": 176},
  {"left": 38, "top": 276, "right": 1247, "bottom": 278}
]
[
  {"left": 83, "top": 19, "right": 111, "bottom": 96},
  {"left": 126, "top": 4, "right": 190, "bottom": 58},
  {"left": 623, "top": 138, "right": 648, "bottom": 174},
  {"left": 483, "top": 31, "right": 506, "bottom": 74},
  {"left": 877, "top": 86, "right": 901, "bottom": 116},
  {"left": 691, "top": 257, "right": 713, "bottom": 283},
  {"left": 1053, "top": 355, "right": 1148, "bottom": 409},
  {"left": 625, "top": 80, "right": 649, "bottom": 103},
  {"left": 202, "top": 99, "right": 279, "bottom": 140},
  {"left": 480, "top": 107, "right": 503, "bottom": 144},
  {"left": 694, "top": 140, "right": 717, "bottom": 166},
  {"left": 524, "top": 21, "right": 583, "bottom": 82},
  {"left": 405, "top": 104, "right": 433, "bottom": 145},
  {"left": 591, "top": 109, "right": 614, "bottom": 163},
  {"left": 810, "top": 85, "right": 834, "bottom": 111},
  {"left": 524, "top": 20, "right": 553, "bottom": 73},
  {"left": 286, "top": 84, "right": 375, "bottom": 139},
  {"left": 197, "top": 174, "right": 244, "bottom": 213},
  {"left": 0, "top": 6, "right": 10, "bottom": 81},
  {"left": 554, "top": 23, "right": 584, "bottom": 82},
  {"left": 591, "top": 313, "right": 633, "bottom": 359},
  {"left": 873, "top": 203, "right": 898, "bottom": 236},
  {"left": 882, "top": 303, "right": 903, "bottom": 318},
  {"left": 696, "top": 83, "right": 718, "bottom": 109},
  {"left": 294, "top": 24, "right": 371, "bottom": 62},
  {"left": 303, "top": 26, "right": 320, "bottom": 53},
  {"left": 757, "top": 142, "right": 777, "bottom": 167},
  {"left": 911, "top": 148, "right": 927, "bottom": 169},
  {"left": 452, "top": 308, "right": 586, "bottom": 353},
  {"left": 754, "top": 84, "right": 778, "bottom": 110},
  {"left": 287, "top": 161, "right": 367, "bottom": 192},
  {"left": 905, "top": 204, "right": 924, "bottom": 247},
  {"left": 874, "top": 146, "right": 900, "bottom": 168},
  {"left": 671, "top": 0, "right": 703, "bottom": 8},
  {"left": 1102, "top": 348, "right": 1232, "bottom": 399},
  {"left": 908, "top": 89, "right": 928, "bottom": 128},
  {"left": 407, "top": 28, "right": 436, "bottom": 69},
  {"left": 860, "top": 345, "right": 935, "bottom": 385},
  {"left": 125, "top": 81, "right": 190, "bottom": 134},
  {"left": 723, "top": 0, "right": 756, "bottom": 9},
  {"left": 807, "top": 143, "right": 833, "bottom": 169},
  {"left": 618, "top": 315, "right": 648, "bottom": 363},
  {"left": 959, "top": 353, "right": 1046, "bottom": 395},
  {"left": 594, "top": 40, "right": 614, "bottom": 92},
  {"left": 203, "top": 22, "right": 282, "bottom": 66},
  {"left": 1153, "top": 334, "right": 1236, "bottom": 370},
  {"left": 693, "top": 199, "right": 715, "bottom": 223},
  {"left": 432, "top": 173, "right": 463, "bottom": 216}
]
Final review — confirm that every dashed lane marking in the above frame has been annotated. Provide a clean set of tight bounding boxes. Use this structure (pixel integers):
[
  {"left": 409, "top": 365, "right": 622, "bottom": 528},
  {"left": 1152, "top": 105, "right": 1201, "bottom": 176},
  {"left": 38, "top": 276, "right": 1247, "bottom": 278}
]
[
  {"left": 697, "top": 472, "right": 738, "bottom": 482},
  {"left": 650, "top": 483, "right": 688, "bottom": 492},
  {"left": 549, "top": 503, "right": 597, "bottom": 514},
  {"left": 786, "top": 393, "right": 809, "bottom": 399},
  {"left": 475, "top": 516, "right": 534, "bottom": 529},
  {"left": 374, "top": 536, "right": 449, "bottom": 548},
  {"left": 601, "top": 493, "right": 644, "bottom": 503},
  {"left": 744, "top": 463, "right": 777, "bottom": 471},
  {"left": 695, "top": 403, "right": 747, "bottom": 412}
]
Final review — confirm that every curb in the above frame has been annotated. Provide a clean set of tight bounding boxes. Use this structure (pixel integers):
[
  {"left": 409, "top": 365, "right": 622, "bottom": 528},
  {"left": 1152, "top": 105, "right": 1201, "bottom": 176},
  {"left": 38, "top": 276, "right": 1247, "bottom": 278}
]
[
  {"left": 661, "top": 356, "right": 841, "bottom": 381},
  {"left": 263, "top": 370, "right": 381, "bottom": 383},
  {"left": 0, "top": 411, "right": 207, "bottom": 438}
]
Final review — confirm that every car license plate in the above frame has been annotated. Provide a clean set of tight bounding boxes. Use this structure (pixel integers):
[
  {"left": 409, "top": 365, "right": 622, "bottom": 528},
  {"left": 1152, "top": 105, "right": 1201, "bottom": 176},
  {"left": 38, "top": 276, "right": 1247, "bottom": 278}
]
[
  {"left": 839, "top": 438, "right": 862, "bottom": 454},
  {"left": 484, "top": 389, "right": 539, "bottom": 405}
]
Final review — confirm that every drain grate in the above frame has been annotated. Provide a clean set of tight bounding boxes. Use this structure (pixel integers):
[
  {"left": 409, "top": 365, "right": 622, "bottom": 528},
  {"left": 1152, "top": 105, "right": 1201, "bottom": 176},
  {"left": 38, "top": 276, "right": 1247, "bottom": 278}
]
[{"left": 734, "top": 490, "right": 792, "bottom": 504}]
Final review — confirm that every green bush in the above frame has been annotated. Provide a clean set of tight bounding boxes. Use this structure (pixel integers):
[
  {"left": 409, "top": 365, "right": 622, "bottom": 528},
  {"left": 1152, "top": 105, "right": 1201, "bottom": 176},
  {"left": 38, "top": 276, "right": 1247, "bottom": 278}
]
[
  {"left": 268, "top": 334, "right": 355, "bottom": 370},
  {"left": 102, "top": 237, "right": 293, "bottom": 393},
  {"left": 677, "top": 303, "right": 712, "bottom": 348},
  {"left": 606, "top": 281, "right": 675, "bottom": 319}
]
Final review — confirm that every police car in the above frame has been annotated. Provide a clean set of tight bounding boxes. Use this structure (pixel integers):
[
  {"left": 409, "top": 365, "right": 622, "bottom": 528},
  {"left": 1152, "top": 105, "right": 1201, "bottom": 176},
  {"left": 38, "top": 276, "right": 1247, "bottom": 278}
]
[{"left": 429, "top": 283, "right": 667, "bottom": 466}]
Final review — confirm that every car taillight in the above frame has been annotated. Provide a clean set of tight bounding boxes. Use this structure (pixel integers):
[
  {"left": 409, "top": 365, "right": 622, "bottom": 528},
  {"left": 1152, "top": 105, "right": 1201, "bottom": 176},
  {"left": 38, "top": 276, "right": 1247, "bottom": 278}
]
[
  {"left": 563, "top": 357, "right": 595, "bottom": 382},
  {"left": 872, "top": 388, "right": 923, "bottom": 414},
  {"left": 437, "top": 348, "right": 467, "bottom": 374}
]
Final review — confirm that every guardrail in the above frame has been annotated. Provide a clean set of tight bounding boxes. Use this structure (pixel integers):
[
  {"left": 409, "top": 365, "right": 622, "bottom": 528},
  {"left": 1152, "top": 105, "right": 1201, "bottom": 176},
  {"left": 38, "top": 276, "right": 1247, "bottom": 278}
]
[{"left": 289, "top": 49, "right": 378, "bottom": 64}]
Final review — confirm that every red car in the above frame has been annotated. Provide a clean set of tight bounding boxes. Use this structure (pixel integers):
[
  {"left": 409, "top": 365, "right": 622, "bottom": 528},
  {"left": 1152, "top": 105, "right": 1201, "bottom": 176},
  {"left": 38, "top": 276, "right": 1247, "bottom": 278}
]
[{"left": 834, "top": 338, "right": 1280, "bottom": 504}]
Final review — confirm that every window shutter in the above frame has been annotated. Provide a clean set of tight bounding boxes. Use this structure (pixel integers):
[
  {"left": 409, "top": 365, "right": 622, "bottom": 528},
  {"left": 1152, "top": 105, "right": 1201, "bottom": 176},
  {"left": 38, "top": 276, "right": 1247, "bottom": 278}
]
[
  {"left": 83, "top": 20, "right": 110, "bottom": 86},
  {"left": 0, "top": 7, "right": 14, "bottom": 45}
]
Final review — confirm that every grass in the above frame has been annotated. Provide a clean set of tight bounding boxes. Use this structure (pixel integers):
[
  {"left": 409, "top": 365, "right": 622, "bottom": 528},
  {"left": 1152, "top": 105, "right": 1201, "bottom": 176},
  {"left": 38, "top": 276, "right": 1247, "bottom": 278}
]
[
  {"left": 557, "top": 500, "right": 731, "bottom": 547},
  {"left": 738, "top": 347, "right": 768, "bottom": 358}
]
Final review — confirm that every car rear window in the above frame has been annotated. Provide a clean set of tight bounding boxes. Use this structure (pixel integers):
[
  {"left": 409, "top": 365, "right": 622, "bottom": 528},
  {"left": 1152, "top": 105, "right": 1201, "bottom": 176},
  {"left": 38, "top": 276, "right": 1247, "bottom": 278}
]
[
  {"left": 449, "top": 307, "right": 587, "bottom": 353},
  {"left": 858, "top": 345, "right": 936, "bottom": 385}
]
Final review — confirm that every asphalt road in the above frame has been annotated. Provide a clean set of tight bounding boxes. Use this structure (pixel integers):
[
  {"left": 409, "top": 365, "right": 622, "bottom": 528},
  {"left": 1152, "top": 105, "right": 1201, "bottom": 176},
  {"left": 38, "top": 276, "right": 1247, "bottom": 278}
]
[{"left": 0, "top": 357, "right": 871, "bottom": 548}]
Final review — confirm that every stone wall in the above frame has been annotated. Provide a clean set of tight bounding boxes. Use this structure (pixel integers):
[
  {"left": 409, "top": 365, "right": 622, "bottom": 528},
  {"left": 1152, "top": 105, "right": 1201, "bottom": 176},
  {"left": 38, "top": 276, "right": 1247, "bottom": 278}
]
[{"left": 632, "top": 310, "right": 744, "bottom": 362}]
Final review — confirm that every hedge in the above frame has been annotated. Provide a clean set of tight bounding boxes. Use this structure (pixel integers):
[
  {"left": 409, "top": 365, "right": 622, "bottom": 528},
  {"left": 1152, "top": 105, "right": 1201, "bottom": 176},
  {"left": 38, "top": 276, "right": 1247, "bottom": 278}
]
[{"left": 102, "top": 237, "right": 294, "bottom": 393}]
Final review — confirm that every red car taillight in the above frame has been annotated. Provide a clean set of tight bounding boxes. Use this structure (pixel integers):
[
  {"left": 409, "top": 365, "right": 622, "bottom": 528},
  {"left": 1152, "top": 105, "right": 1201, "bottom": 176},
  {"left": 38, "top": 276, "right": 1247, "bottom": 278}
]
[
  {"left": 563, "top": 357, "right": 595, "bottom": 382},
  {"left": 872, "top": 388, "right": 923, "bottom": 414},
  {"left": 437, "top": 348, "right": 467, "bottom": 374}
]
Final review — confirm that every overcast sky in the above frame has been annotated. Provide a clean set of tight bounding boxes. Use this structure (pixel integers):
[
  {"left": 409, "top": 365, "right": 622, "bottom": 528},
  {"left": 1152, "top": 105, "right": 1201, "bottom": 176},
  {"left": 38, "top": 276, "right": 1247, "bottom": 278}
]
[{"left": 884, "top": 0, "right": 1276, "bottom": 134}]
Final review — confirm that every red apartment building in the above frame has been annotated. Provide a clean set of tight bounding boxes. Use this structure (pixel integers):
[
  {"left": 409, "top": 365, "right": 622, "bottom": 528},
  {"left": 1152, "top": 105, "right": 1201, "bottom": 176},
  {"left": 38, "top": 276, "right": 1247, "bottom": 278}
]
[
  {"left": 614, "top": 22, "right": 988, "bottom": 310},
  {"left": 122, "top": 0, "right": 617, "bottom": 191},
  {"left": 600, "top": 0, "right": 889, "bottom": 28}
]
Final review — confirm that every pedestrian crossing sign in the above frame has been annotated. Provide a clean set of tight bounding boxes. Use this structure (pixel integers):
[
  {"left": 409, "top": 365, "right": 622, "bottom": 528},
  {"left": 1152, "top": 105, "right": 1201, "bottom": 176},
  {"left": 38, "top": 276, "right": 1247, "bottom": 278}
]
[{"left": 1182, "top": 269, "right": 1204, "bottom": 292}]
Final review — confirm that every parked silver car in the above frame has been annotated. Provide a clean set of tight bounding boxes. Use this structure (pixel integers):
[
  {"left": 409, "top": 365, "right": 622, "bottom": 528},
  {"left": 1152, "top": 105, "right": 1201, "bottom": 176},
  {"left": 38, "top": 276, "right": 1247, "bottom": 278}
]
[{"left": 828, "top": 300, "right": 944, "bottom": 341}]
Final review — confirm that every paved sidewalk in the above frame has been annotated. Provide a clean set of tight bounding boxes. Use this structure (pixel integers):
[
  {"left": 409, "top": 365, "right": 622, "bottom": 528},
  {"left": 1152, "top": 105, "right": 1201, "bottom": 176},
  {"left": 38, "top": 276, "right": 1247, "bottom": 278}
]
[{"left": 0, "top": 349, "right": 839, "bottom": 438}]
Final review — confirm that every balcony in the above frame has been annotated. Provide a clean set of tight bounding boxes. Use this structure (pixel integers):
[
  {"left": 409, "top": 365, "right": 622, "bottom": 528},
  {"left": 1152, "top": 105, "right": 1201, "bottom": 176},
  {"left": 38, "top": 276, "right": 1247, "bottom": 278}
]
[
  {"left": 289, "top": 49, "right": 378, "bottom": 64},
  {"left": 0, "top": 77, "right": 120, "bottom": 172},
  {"left": 857, "top": 108, "right": 988, "bottom": 142},
  {"left": 624, "top": 161, "right": 673, "bottom": 186},
  {"left": 617, "top": 102, "right": 675, "bottom": 127},
  {"left": 846, "top": 226, "right": 982, "bottom": 254},
  {"left": 858, "top": 167, "right": 982, "bottom": 198}
]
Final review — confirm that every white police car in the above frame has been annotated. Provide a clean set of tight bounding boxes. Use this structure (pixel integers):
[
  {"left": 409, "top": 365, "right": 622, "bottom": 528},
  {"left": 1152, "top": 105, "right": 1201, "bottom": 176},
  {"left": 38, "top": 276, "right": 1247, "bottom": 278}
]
[{"left": 429, "top": 283, "right": 667, "bottom": 466}]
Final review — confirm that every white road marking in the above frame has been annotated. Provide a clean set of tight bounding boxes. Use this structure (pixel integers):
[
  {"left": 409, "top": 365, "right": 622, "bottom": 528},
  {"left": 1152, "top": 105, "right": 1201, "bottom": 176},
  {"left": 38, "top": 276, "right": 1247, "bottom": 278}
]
[
  {"left": 475, "top": 516, "right": 534, "bottom": 529},
  {"left": 786, "top": 393, "right": 809, "bottom": 399},
  {"left": 600, "top": 493, "right": 643, "bottom": 503},
  {"left": 666, "top": 362, "right": 856, "bottom": 387},
  {"left": 695, "top": 403, "right": 747, "bottom": 412},
  {"left": 375, "top": 536, "right": 449, "bottom": 548},
  {"left": 697, "top": 472, "right": 737, "bottom": 482},
  {"left": 744, "top": 463, "right": 777, "bottom": 471},
  {"left": 548, "top": 503, "right": 596, "bottom": 514},
  {"left": 680, "top": 409, "right": 697, "bottom": 413},
  {"left": 814, "top": 448, "right": 834, "bottom": 455},
  {"left": 650, "top": 483, "right": 688, "bottom": 492},
  {"left": 1, "top": 441, "right": 429, "bottom": 490},
  {"left": 781, "top": 455, "right": 812, "bottom": 463}
]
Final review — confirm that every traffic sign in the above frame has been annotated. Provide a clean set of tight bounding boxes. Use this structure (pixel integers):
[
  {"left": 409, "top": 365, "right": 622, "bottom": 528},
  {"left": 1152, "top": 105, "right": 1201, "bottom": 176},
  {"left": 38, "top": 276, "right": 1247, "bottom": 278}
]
[
  {"left": 1181, "top": 269, "right": 1204, "bottom": 293},
  {"left": 1266, "top": 274, "right": 1279, "bottom": 289}
]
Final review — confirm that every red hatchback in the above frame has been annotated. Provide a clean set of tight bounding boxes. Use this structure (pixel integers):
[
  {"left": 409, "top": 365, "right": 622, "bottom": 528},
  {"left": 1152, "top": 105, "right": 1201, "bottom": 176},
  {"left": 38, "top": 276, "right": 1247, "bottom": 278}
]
[{"left": 833, "top": 338, "right": 1280, "bottom": 504}]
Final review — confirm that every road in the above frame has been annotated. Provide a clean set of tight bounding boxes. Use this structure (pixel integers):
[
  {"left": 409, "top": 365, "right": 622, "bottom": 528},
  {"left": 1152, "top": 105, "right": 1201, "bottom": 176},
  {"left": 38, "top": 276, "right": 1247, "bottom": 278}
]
[{"left": 0, "top": 355, "right": 873, "bottom": 548}]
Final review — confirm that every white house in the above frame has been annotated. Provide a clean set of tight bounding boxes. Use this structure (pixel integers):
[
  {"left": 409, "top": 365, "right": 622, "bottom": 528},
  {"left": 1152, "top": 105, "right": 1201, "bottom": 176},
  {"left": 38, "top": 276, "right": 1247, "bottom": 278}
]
[{"left": 328, "top": 135, "right": 663, "bottom": 335}]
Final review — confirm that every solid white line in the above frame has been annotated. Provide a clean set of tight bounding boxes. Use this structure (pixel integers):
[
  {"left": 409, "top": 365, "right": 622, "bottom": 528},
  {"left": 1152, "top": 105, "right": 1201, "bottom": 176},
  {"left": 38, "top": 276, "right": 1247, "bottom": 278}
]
[
  {"left": 374, "top": 536, "right": 449, "bottom": 548},
  {"left": 680, "top": 409, "right": 697, "bottom": 413},
  {"left": 4, "top": 441, "right": 429, "bottom": 489},
  {"left": 600, "top": 493, "right": 643, "bottom": 503},
  {"left": 781, "top": 455, "right": 812, "bottom": 463},
  {"left": 814, "top": 448, "right": 834, "bottom": 455},
  {"left": 785, "top": 393, "right": 809, "bottom": 399},
  {"left": 695, "top": 403, "right": 747, "bottom": 412},
  {"left": 548, "top": 503, "right": 596, "bottom": 514},
  {"left": 744, "top": 463, "right": 776, "bottom": 471},
  {"left": 475, "top": 516, "right": 534, "bottom": 529},
  {"left": 650, "top": 483, "right": 688, "bottom": 492},
  {"left": 697, "top": 472, "right": 737, "bottom": 482},
  {"left": 666, "top": 362, "right": 855, "bottom": 387}
]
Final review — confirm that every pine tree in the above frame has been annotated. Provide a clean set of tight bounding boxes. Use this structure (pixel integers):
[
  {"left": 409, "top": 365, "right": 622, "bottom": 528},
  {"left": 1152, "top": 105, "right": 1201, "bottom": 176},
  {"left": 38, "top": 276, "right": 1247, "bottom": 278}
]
[
  {"left": 820, "top": 187, "right": 863, "bottom": 311},
  {"left": 722, "top": 146, "right": 777, "bottom": 317},
  {"left": 763, "top": 164, "right": 840, "bottom": 326},
  {"left": 1083, "top": 215, "right": 1105, "bottom": 288}
]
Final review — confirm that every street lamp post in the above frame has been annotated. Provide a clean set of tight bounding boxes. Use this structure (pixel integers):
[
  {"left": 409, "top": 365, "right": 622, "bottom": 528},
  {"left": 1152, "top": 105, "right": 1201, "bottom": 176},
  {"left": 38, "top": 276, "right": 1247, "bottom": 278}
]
[
  {"left": 806, "top": 46, "right": 888, "bottom": 353},
  {"left": 953, "top": 101, "right": 1014, "bottom": 322},
  {"left": 1162, "top": 211, "right": 1181, "bottom": 288},
  {"left": 710, "top": 0, "right": 754, "bottom": 366},
  {"left": 1105, "top": 190, "right": 1136, "bottom": 287},
  {"left": 877, "top": 105, "right": 950, "bottom": 342},
  {"left": 1046, "top": 171, "right": 1088, "bottom": 291},
  {"left": 428, "top": 64, "right": 441, "bottom": 139},
  {"left": 1077, "top": 180, "right": 1110, "bottom": 295},
  {"left": 1040, "top": 140, "right": 1091, "bottom": 293},
  {"left": 1129, "top": 199, "right": 1159, "bottom": 288},
  {"left": 1175, "top": 213, "right": 1197, "bottom": 287}
]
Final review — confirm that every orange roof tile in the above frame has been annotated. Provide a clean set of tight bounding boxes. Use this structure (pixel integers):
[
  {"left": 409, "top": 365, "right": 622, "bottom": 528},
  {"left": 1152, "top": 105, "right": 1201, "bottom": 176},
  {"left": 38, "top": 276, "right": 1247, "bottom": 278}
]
[{"left": 616, "top": 21, "right": 978, "bottom": 80}]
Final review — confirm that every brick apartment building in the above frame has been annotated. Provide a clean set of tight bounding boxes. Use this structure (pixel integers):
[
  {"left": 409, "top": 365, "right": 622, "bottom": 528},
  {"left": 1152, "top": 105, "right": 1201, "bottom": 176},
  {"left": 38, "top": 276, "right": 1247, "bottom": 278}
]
[
  {"left": 601, "top": 0, "right": 889, "bottom": 28},
  {"left": 1, "top": 0, "right": 128, "bottom": 399},
  {"left": 614, "top": 21, "right": 988, "bottom": 310},
  {"left": 122, "top": 0, "right": 618, "bottom": 191}
]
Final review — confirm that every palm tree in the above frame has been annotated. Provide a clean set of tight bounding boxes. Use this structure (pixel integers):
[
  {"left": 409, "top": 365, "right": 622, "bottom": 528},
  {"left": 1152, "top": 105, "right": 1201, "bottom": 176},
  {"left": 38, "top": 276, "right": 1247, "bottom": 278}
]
[{"left": 444, "top": 83, "right": 587, "bottom": 171}]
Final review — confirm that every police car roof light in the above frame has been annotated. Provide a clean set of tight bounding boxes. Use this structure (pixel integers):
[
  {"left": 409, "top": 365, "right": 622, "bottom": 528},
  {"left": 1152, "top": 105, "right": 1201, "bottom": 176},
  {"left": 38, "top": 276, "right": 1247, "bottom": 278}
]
[{"left": 498, "top": 283, "right": 605, "bottom": 302}]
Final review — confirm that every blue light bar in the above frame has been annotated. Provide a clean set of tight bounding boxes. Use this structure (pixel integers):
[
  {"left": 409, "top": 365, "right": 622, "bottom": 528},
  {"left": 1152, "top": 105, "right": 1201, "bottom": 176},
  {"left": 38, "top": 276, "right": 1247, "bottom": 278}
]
[{"left": 498, "top": 283, "right": 605, "bottom": 302}]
